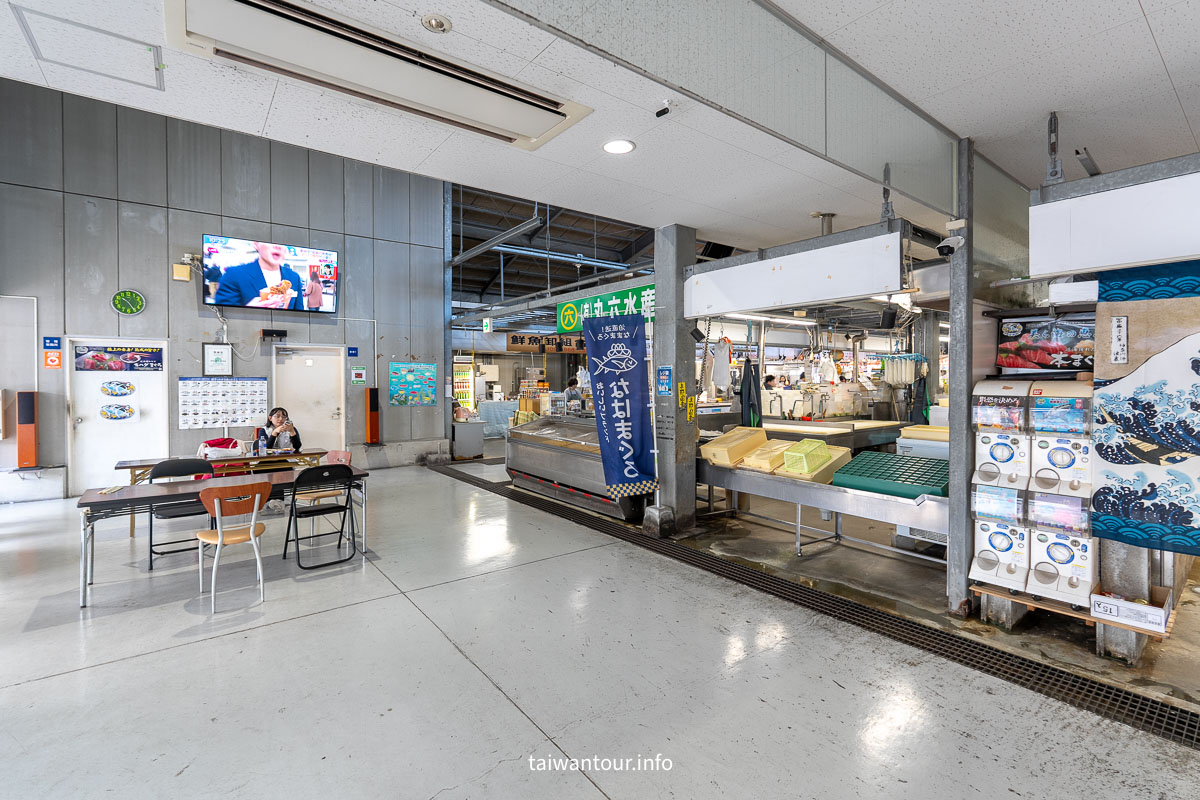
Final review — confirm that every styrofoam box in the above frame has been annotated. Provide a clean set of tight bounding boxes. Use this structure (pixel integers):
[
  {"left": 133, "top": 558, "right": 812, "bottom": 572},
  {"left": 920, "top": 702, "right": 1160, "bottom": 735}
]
[
  {"left": 1090, "top": 585, "right": 1172, "bottom": 634},
  {"left": 929, "top": 405, "right": 949, "bottom": 427}
]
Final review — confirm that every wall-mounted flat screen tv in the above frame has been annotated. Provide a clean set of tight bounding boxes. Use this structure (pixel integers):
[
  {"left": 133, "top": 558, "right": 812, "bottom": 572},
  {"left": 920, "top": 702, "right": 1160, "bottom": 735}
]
[{"left": 201, "top": 234, "right": 339, "bottom": 314}]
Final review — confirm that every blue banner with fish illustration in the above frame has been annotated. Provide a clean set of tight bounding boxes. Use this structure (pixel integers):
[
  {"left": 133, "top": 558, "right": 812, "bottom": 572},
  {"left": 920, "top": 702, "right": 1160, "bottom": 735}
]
[
  {"left": 1092, "top": 259, "right": 1200, "bottom": 555},
  {"left": 583, "top": 315, "right": 657, "bottom": 499},
  {"left": 389, "top": 362, "right": 438, "bottom": 406}
]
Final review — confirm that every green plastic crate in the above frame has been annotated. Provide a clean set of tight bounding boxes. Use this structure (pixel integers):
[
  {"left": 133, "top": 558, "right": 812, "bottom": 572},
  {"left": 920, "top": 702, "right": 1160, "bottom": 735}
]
[
  {"left": 783, "top": 439, "right": 831, "bottom": 473},
  {"left": 831, "top": 451, "right": 949, "bottom": 499}
]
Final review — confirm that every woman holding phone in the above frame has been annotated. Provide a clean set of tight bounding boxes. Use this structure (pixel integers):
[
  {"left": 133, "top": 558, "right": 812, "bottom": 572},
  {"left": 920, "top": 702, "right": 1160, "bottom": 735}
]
[{"left": 265, "top": 407, "right": 303, "bottom": 452}]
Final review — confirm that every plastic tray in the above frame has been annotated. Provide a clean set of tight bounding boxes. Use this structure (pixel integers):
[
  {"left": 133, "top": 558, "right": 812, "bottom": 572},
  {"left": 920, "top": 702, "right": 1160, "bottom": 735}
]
[{"left": 832, "top": 451, "right": 950, "bottom": 499}]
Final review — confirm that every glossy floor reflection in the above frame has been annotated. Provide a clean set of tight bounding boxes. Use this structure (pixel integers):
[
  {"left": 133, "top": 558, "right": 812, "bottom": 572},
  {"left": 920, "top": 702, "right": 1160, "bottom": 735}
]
[{"left": 2, "top": 464, "right": 1198, "bottom": 798}]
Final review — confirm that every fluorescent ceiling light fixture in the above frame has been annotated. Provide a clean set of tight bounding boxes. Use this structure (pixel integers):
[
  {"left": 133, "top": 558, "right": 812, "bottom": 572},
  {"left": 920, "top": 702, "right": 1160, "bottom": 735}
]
[
  {"left": 939, "top": 322, "right": 950, "bottom": 329},
  {"left": 726, "top": 312, "right": 816, "bottom": 327},
  {"left": 603, "top": 139, "right": 636, "bottom": 154},
  {"left": 939, "top": 335, "right": 950, "bottom": 342}
]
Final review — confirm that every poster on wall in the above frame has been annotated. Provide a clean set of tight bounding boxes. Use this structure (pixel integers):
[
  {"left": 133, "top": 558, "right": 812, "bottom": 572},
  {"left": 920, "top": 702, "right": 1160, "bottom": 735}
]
[
  {"left": 583, "top": 314, "right": 657, "bottom": 499},
  {"left": 74, "top": 345, "right": 163, "bottom": 372},
  {"left": 177, "top": 377, "right": 268, "bottom": 430},
  {"left": 996, "top": 319, "right": 1094, "bottom": 371},
  {"left": 389, "top": 362, "right": 438, "bottom": 406},
  {"left": 1092, "top": 260, "right": 1200, "bottom": 556}
]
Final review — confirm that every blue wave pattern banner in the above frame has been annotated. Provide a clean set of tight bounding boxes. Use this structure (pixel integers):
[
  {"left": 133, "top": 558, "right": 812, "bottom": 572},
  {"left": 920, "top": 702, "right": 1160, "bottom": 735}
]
[
  {"left": 1093, "top": 259, "right": 1200, "bottom": 554},
  {"left": 583, "top": 315, "right": 657, "bottom": 499}
]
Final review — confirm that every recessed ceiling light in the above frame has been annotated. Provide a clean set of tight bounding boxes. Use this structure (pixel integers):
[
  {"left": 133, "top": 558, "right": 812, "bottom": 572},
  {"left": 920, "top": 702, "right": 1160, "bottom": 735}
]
[
  {"left": 422, "top": 13, "right": 452, "bottom": 33},
  {"left": 603, "top": 139, "right": 636, "bottom": 154}
]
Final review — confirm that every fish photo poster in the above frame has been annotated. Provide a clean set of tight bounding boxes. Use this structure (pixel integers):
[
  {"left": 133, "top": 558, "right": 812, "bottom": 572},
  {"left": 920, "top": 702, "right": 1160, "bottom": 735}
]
[{"left": 389, "top": 362, "right": 438, "bottom": 406}]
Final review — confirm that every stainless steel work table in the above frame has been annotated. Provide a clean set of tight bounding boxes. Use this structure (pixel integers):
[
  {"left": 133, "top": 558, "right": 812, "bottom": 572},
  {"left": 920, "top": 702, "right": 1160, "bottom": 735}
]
[{"left": 696, "top": 459, "right": 948, "bottom": 564}]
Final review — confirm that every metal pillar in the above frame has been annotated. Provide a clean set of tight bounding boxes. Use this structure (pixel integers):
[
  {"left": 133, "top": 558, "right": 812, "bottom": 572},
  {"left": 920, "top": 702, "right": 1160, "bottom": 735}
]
[
  {"left": 443, "top": 182, "right": 455, "bottom": 442},
  {"left": 648, "top": 224, "right": 698, "bottom": 535},
  {"left": 947, "top": 138, "right": 975, "bottom": 616}
]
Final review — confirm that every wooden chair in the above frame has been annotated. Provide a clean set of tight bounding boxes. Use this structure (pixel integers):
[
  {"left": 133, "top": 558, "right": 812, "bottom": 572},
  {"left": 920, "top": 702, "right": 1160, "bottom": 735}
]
[{"left": 196, "top": 482, "right": 271, "bottom": 613}]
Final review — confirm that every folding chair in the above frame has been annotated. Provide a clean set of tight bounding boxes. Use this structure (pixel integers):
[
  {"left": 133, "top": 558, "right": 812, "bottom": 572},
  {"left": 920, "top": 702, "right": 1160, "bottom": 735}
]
[
  {"left": 283, "top": 464, "right": 357, "bottom": 569},
  {"left": 196, "top": 482, "right": 271, "bottom": 613},
  {"left": 147, "top": 458, "right": 214, "bottom": 570}
]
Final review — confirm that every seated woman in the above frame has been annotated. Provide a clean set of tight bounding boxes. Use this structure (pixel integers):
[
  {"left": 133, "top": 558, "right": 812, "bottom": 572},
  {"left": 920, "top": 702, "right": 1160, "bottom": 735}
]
[{"left": 265, "top": 407, "right": 303, "bottom": 453}]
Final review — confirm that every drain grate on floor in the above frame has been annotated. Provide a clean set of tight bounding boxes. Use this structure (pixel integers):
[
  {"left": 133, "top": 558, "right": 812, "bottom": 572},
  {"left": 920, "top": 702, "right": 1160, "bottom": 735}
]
[{"left": 427, "top": 464, "right": 1200, "bottom": 749}]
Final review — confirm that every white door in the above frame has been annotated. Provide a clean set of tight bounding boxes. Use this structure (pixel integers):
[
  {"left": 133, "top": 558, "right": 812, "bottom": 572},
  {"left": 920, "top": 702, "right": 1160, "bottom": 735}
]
[
  {"left": 272, "top": 346, "right": 345, "bottom": 450},
  {"left": 67, "top": 339, "right": 170, "bottom": 496}
]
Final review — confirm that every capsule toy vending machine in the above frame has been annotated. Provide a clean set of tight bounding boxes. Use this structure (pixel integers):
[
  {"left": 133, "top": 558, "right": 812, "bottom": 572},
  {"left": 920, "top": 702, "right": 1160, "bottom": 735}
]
[
  {"left": 1025, "top": 381, "right": 1097, "bottom": 609},
  {"left": 969, "top": 380, "right": 1033, "bottom": 592}
]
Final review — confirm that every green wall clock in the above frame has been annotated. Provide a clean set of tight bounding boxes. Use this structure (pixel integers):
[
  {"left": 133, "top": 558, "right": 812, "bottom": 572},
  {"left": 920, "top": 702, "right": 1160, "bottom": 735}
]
[{"left": 111, "top": 289, "right": 146, "bottom": 316}]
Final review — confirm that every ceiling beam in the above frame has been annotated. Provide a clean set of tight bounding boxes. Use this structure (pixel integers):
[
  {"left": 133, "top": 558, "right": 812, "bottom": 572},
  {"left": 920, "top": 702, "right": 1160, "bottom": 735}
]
[
  {"left": 453, "top": 221, "right": 627, "bottom": 262},
  {"left": 522, "top": 206, "right": 564, "bottom": 244},
  {"left": 619, "top": 229, "right": 656, "bottom": 263},
  {"left": 450, "top": 216, "right": 543, "bottom": 266}
]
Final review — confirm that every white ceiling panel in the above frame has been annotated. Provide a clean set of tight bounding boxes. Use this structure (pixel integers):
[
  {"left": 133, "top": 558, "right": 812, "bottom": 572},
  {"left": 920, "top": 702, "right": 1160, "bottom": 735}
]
[
  {"left": 1146, "top": 1, "right": 1200, "bottom": 91},
  {"left": 670, "top": 101, "right": 795, "bottom": 161},
  {"left": 13, "top": 0, "right": 165, "bottom": 42},
  {"left": 532, "top": 168, "right": 666, "bottom": 222},
  {"left": 0, "top": 4, "right": 45, "bottom": 84},
  {"left": 981, "top": 86, "right": 1198, "bottom": 186},
  {"left": 529, "top": 38, "right": 688, "bottom": 113},
  {"left": 263, "top": 80, "right": 453, "bottom": 170},
  {"left": 21, "top": 11, "right": 160, "bottom": 87},
  {"left": 768, "top": 0, "right": 892, "bottom": 38},
  {"left": 415, "top": 130, "right": 576, "bottom": 198},
  {"left": 824, "top": 0, "right": 1147, "bottom": 103},
  {"left": 920, "top": 17, "right": 1175, "bottom": 142},
  {"left": 42, "top": 48, "right": 279, "bottom": 137}
]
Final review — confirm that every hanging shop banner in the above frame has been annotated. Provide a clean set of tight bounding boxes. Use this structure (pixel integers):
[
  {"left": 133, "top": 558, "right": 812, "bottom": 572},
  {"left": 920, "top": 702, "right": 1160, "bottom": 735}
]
[
  {"left": 583, "top": 314, "right": 657, "bottom": 499},
  {"left": 505, "top": 333, "right": 586, "bottom": 354},
  {"left": 558, "top": 284, "right": 655, "bottom": 333},
  {"left": 389, "top": 362, "right": 438, "bottom": 406},
  {"left": 1091, "top": 260, "right": 1200, "bottom": 556},
  {"left": 74, "top": 345, "right": 163, "bottom": 371},
  {"left": 996, "top": 319, "right": 1094, "bottom": 371}
]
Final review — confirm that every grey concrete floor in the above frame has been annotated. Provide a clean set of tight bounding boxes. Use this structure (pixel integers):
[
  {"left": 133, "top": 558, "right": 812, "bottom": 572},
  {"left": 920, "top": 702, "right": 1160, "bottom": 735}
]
[
  {"left": 2, "top": 465, "right": 1200, "bottom": 798},
  {"left": 682, "top": 489, "right": 1200, "bottom": 715}
]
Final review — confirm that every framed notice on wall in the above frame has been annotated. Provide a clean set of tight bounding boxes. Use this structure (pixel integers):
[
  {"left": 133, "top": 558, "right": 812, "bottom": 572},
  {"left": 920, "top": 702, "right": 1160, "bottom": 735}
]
[
  {"left": 203, "top": 342, "right": 234, "bottom": 376},
  {"left": 178, "top": 377, "right": 268, "bottom": 430}
]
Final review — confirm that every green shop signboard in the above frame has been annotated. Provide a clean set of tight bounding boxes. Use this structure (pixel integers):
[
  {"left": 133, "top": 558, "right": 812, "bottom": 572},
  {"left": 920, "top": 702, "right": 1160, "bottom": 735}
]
[{"left": 556, "top": 284, "right": 655, "bottom": 333}]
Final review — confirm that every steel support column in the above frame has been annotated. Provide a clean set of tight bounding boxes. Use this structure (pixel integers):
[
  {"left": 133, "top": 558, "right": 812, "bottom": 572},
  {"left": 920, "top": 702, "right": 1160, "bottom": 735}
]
[
  {"left": 947, "top": 138, "right": 975, "bottom": 616},
  {"left": 649, "top": 224, "right": 698, "bottom": 535},
  {"left": 443, "top": 182, "right": 455, "bottom": 442}
]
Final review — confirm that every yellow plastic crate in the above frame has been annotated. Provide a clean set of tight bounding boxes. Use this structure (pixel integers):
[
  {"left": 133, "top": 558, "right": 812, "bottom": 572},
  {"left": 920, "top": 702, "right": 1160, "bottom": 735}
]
[
  {"left": 700, "top": 426, "right": 767, "bottom": 466},
  {"left": 783, "top": 439, "right": 831, "bottom": 473},
  {"left": 740, "top": 439, "right": 794, "bottom": 472}
]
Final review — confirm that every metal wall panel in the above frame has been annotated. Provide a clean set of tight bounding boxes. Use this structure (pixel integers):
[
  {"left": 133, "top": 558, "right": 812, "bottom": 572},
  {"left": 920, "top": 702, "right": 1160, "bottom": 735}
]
[
  {"left": 342, "top": 235, "right": 373, "bottom": 444},
  {"left": 374, "top": 239, "right": 410, "bottom": 440},
  {"left": 63, "top": 95, "right": 117, "bottom": 199},
  {"left": 343, "top": 159, "right": 373, "bottom": 237},
  {"left": 308, "top": 150, "right": 344, "bottom": 233},
  {"left": 64, "top": 194, "right": 119, "bottom": 336},
  {"left": 221, "top": 216, "right": 271, "bottom": 241},
  {"left": 307, "top": 229, "right": 345, "bottom": 345},
  {"left": 167, "top": 119, "right": 221, "bottom": 214},
  {"left": 372, "top": 166, "right": 409, "bottom": 243},
  {"left": 409, "top": 174, "right": 444, "bottom": 248},
  {"left": 117, "top": 107, "right": 167, "bottom": 206},
  {"left": 117, "top": 202, "right": 168, "bottom": 339},
  {"left": 221, "top": 130, "right": 271, "bottom": 222},
  {"left": 0, "top": 80, "right": 62, "bottom": 190},
  {"left": 0, "top": 184, "right": 66, "bottom": 463},
  {"left": 270, "top": 141, "right": 308, "bottom": 227},
  {"left": 167, "top": 208, "right": 223, "bottom": 455},
  {"left": 408, "top": 243, "right": 444, "bottom": 440}
]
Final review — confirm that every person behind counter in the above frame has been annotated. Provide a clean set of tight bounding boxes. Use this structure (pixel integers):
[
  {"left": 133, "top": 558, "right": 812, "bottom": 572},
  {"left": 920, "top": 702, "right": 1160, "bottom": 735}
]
[
  {"left": 763, "top": 374, "right": 777, "bottom": 391},
  {"left": 565, "top": 378, "right": 584, "bottom": 404},
  {"left": 265, "top": 407, "right": 303, "bottom": 452}
]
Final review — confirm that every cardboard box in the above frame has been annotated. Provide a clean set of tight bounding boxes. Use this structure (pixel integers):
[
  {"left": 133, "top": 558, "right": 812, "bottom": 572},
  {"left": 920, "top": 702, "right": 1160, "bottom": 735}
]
[
  {"left": 700, "top": 426, "right": 768, "bottom": 466},
  {"left": 1090, "top": 585, "right": 1172, "bottom": 634}
]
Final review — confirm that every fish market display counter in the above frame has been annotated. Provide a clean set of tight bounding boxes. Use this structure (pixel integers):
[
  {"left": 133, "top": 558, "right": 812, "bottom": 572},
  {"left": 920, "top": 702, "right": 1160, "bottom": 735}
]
[
  {"left": 696, "top": 459, "right": 949, "bottom": 562},
  {"left": 506, "top": 417, "right": 648, "bottom": 522}
]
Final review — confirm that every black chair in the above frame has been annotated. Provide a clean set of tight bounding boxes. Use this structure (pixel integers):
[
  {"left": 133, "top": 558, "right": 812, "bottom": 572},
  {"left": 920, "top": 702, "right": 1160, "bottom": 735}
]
[
  {"left": 147, "top": 458, "right": 214, "bottom": 570},
  {"left": 282, "top": 464, "right": 357, "bottom": 569}
]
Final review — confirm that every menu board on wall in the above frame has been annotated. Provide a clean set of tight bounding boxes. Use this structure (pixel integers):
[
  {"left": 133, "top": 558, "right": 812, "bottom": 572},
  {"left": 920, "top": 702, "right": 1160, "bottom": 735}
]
[{"left": 178, "top": 377, "right": 268, "bottom": 430}]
